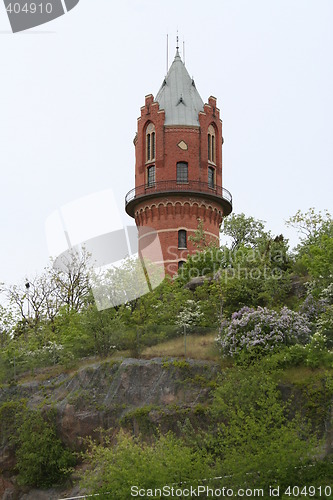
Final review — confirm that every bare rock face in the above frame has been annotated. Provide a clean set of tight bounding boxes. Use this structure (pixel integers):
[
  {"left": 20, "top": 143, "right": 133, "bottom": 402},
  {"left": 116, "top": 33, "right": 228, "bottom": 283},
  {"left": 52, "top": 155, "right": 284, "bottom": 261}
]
[
  {"left": 52, "top": 358, "right": 217, "bottom": 448},
  {"left": 2, "top": 357, "right": 332, "bottom": 499},
  {"left": 0, "top": 357, "right": 218, "bottom": 498},
  {"left": 0, "top": 358, "right": 217, "bottom": 454},
  {"left": 0, "top": 478, "right": 16, "bottom": 500},
  {"left": 0, "top": 446, "right": 16, "bottom": 476},
  {"left": 18, "top": 490, "right": 61, "bottom": 500},
  {"left": 185, "top": 276, "right": 211, "bottom": 290},
  {"left": 57, "top": 404, "right": 104, "bottom": 448},
  {"left": 5, "top": 484, "right": 87, "bottom": 500}
]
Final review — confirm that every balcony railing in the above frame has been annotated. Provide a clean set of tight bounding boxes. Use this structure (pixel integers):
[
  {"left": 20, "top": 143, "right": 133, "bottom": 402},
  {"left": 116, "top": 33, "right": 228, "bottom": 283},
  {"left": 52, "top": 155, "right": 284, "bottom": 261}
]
[{"left": 125, "top": 180, "right": 232, "bottom": 217}]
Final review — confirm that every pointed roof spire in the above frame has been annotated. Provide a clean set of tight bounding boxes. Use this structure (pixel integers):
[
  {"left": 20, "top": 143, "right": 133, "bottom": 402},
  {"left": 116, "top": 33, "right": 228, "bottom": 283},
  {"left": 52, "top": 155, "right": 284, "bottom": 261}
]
[
  {"left": 155, "top": 40, "right": 204, "bottom": 127},
  {"left": 174, "top": 31, "right": 181, "bottom": 60}
]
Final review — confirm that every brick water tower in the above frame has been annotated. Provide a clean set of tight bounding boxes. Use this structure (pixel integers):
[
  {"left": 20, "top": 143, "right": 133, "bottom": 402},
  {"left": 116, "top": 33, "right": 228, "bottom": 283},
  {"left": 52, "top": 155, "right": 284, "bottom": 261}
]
[{"left": 125, "top": 45, "right": 232, "bottom": 276}]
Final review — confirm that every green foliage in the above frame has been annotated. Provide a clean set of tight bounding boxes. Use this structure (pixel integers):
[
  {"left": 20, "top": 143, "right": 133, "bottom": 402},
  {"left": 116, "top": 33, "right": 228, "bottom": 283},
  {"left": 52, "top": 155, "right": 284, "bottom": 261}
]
[
  {"left": 80, "top": 367, "right": 328, "bottom": 497},
  {"left": 0, "top": 207, "right": 331, "bottom": 389},
  {"left": 298, "top": 374, "right": 333, "bottom": 432},
  {"left": 177, "top": 235, "right": 292, "bottom": 319},
  {"left": 279, "top": 458, "right": 333, "bottom": 498},
  {"left": 316, "top": 304, "right": 333, "bottom": 349},
  {"left": 221, "top": 212, "right": 267, "bottom": 250},
  {"left": 14, "top": 410, "right": 75, "bottom": 487},
  {"left": 80, "top": 305, "right": 125, "bottom": 356},
  {"left": 220, "top": 239, "right": 292, "bottom": 315},
  {"left": 210, "top": 368, "right": 319, "bottom": 490},
  {"left": 53, "top": 308, "right": 86, "bottom": 352},
  {"left": 0, "top": 399, "right": 27, "bottom": 448},
  {"left": 188, "top": 217, "right": 210, "bottom": 250},
  {"left": 262, "top": 335, "right": 333, "bottom": 371},
  {"left": 304, "top": 333, "right": 333, "bottom": 368},
  {"left": 81, "top": 430, "right": 214, "bottom": 499},
  {"left": 286, "top": 207, "right": 332, "bottom": 241},
  {"left": 0, "top": 401, "right": 75, "bottom": 486},
  {"left": 287, "top": 208, "right": 333, "bottom": 295},
  {"left": 178, "top": 245, "right": 226, "bottom": 282},
  {"left": 120, "top": 406, "right": 157, "bottom": 436}
]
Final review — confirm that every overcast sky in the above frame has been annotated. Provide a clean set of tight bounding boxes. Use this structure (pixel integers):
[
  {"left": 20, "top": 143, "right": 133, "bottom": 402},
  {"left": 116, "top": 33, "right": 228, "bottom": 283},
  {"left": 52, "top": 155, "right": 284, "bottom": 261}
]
[{"left": 0, "top": 0, "right": 332, "bottom": 287}]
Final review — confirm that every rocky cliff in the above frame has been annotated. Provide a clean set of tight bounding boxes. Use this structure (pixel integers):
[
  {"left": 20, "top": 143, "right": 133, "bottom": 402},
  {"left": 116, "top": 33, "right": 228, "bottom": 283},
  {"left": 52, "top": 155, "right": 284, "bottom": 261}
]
[
  {"left": 0, "top": 357, "right": 218, "bottom": 499},
  {"left": 1, "top": 358, "right": 332, "bottom": 499}
]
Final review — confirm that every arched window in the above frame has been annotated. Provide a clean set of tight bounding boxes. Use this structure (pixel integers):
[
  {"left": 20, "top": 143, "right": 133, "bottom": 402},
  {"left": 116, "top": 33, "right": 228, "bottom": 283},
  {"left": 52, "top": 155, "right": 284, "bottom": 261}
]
[
  {"left": 178, "top": 229, "right": 187, "bottom": 249},
  {"left": 208, "top": 124, "right": 216, "bottom": 163},
  {"left": 146, "top": 123, "right": 155, "bottom": 162},
  {"left": 177, "top": 162, "right": 188, "bottom": 184}
]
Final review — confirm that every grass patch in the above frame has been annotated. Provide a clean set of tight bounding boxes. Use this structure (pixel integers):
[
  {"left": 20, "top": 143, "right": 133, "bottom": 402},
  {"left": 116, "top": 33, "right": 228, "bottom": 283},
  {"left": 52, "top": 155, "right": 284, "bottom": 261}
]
[
  {"left": 12, "top": 335, "right": 224, "bottom": 386},
  {"left": 279, "top": 366, "right": 333, "bottom": 385},
  {"left": 16, "top": 352, "right": 127, "bottom": 385},
  {"left": 142, "top": 333, "right": 220, "bottom": 361}
]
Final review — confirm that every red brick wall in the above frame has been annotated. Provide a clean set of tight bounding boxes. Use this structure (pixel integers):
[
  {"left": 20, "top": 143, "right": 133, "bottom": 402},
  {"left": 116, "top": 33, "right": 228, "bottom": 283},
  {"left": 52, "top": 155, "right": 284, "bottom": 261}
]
[{"left": 132, "top": 94, "right": 226, "bottom": 276}]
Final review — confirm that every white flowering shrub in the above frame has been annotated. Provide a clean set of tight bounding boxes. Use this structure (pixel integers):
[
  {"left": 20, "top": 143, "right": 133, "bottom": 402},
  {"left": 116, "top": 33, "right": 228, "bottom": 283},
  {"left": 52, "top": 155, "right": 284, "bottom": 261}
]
[
  {"left": 315, "top": 304, "right": 333, "bottom": 349},
  {"left": 217, "top": 306, "right": 311, "bottom": 360},
  {"left": 175, "top": 300, "right": 203, "bottom": 332}
]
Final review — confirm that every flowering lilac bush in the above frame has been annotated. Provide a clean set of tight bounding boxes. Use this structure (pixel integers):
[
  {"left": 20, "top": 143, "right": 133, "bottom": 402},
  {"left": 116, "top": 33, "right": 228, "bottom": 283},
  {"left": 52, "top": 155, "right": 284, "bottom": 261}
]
[
  {"left": 217, "top": 306, "right": 311, "bottom": 359},
  {"left": 299, "top": 294, "right": 327, "bottom": 324}
]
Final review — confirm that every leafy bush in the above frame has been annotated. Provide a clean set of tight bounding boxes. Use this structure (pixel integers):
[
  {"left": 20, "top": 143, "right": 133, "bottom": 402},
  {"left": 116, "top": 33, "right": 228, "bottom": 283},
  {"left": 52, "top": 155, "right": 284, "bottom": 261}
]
[
  {"left": 81, "top": 430, "right": 214, "bottom": 499},
  {"left": 211, "top": 368, "right": 319, "bottom": 490},
  {"left": 304, "top": 333, "right": 333, "bottom": 368},
  {"left": 316, "top": 304, "right": 333, "bottom": 349},
  {"left": 261, "top": 345, "right": 308, "bottom": 371},
  {"left": 217, "top": 306, "right": 311, "bottom": 361},
  {"left": 299, "top": 294, "right": 327, "bottom": 324},
  {"left": 0, "top": 399, "right": 27, "bottom": 450},
  {"left": 262, "top": 334, "right": 333, "bottom": 370},
  {"left": 15, "top": 410, "right": 75, "bottom": 487}
]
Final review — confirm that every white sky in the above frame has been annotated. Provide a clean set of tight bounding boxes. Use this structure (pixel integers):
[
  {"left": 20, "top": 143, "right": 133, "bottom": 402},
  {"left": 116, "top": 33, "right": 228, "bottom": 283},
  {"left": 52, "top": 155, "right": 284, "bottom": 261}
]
[{"left": 0, "top": 0, "right": 332, "bottom": 287}]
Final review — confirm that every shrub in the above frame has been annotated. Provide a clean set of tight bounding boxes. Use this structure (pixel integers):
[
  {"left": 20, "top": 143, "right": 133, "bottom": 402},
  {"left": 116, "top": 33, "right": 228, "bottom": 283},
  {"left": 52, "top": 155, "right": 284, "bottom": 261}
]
[
  {"left": 217, "top": 306, "right": 311, "bottom": 361},
  {"left": 304, "top": 333, "right": 333, "bottom": 368},
  {"left": 316, "top": 304, "right": 333, "bottom": 349},
  {"left": 261, "top": 345, "right": 308, "bottom": 371},
  {"left": 15, "top": 410, "right": 75, "bottom": 487},
  {"left": 299, "top": 294, "right": 327, "bottom": 325},
  {"left": 211, "top": 368, "right": 319, "bottom": 490},
  {"left": 80, "top": 430, "right": 214, "bottom": 499}
]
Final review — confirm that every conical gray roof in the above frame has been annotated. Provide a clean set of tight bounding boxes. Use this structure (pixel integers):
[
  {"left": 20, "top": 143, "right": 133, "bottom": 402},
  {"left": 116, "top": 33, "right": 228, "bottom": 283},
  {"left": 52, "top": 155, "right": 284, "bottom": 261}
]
[{"left": 155, "top": 50, "right": 204, "bottom": 127}]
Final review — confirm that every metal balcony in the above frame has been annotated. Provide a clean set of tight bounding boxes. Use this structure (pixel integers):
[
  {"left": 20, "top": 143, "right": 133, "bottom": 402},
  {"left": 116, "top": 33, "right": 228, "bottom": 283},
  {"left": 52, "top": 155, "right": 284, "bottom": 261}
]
[{"left": 125, "top": 180, "right": 232, "bottom": 217}]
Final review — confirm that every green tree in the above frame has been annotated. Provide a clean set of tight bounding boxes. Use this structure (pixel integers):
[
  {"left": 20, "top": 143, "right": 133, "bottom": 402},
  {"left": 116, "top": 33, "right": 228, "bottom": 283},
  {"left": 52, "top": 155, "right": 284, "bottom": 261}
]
[
  {"left": 15, "top": 410, "right": 75, "bottom": 487},
  {"left": 188, "top": 217, "right": 209, "bottom": 250},
  {"left": 81, "top": 430, "right": 214, "bottom": 499},
  {"left": 221, "top": 213, "right": 267, "bottom": 250},
  {"left": 286, "top": 207, "right": 332, "bottom": 241},
  {"left": 287, "top": 209, "right": 333, "bottom": 294},
  {"left": 211, "top": 368, "right": 319, "bottom": 490}
]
